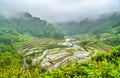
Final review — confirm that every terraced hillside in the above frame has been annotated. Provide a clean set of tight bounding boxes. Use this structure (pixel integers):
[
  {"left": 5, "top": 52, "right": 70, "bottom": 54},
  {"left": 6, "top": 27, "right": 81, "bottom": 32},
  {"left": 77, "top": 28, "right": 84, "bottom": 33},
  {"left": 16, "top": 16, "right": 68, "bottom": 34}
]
[{"left": 18, "top": 37, "right": 98, "bottom": 70}]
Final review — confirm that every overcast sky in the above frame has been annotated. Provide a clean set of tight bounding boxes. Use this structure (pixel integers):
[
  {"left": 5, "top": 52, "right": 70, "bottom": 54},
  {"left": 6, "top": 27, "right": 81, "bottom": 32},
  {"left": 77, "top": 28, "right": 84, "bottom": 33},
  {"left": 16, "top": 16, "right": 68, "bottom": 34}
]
[{"left": 0, "top": 0, "right": 120, "bottom": 22}]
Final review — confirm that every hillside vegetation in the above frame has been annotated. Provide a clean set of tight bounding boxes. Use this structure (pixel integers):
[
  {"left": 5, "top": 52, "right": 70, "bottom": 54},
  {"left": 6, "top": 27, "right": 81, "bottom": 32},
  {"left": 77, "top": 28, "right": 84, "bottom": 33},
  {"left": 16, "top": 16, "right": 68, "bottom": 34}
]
[
  {"left": 57, "top": 13, "right": 120, "bottom": 36},
  {"left": 0, "top": 12, "right": 120, "bottom": 78},
  {"left": 0, "top": 12, "right": 64, "bottom": 52},
  {"left": 10, "top": 12, "right": 64, "bottom": 39},
  {"left": 57, "top": 13, "right": 120, "bottom": 48}
]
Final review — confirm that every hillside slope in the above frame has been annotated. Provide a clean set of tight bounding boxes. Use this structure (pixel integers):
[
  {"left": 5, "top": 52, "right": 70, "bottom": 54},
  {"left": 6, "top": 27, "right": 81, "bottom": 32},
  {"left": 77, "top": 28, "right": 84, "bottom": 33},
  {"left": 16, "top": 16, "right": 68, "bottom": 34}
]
[
  {"left": 10, "top": 12, "right": 64, "bottom": 39},
  {"left": 0, "top": 12, "right": 64, "bottom": 52},
  {"left": 57, "top": 13, "right": 120, "bottom": 47},
  {"left": 57, "top": 13, "right": 120, "bottom": 36}
]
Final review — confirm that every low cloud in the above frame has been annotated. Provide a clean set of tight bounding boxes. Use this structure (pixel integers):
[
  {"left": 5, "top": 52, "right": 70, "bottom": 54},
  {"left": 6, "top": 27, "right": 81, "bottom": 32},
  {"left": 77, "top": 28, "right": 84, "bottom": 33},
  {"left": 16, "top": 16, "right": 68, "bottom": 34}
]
[{"left": 0, "top": 0, "right": 120, "bottom": 22}]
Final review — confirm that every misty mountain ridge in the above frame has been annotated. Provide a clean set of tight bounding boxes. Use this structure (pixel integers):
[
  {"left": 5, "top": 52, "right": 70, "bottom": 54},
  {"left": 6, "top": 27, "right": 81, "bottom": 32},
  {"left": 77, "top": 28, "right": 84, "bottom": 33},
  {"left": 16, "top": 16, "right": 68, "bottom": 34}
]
[
  {"left": 0, "top": 12, "right": 64, "bottom": 39},
  {"left": 57, "top": 12, "right": 120, "bottom": 23},
  {"left": 57, "top": 12, "right": 120, "bottom": 36}
]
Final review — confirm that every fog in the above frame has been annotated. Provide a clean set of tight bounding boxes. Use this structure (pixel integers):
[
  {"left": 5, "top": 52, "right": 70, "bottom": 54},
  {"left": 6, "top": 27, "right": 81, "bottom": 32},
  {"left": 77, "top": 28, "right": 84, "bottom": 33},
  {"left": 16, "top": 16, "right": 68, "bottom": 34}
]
[{"left": 0, "top": 0, "right": 120, "bottom": 22}]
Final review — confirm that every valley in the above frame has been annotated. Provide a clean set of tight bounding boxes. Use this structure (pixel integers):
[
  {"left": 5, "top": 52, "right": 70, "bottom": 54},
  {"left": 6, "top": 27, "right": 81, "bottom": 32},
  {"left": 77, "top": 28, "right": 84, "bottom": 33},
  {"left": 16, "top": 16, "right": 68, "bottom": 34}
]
[{"left": 0, "top": 12, "right": 120, "bottom": 78}]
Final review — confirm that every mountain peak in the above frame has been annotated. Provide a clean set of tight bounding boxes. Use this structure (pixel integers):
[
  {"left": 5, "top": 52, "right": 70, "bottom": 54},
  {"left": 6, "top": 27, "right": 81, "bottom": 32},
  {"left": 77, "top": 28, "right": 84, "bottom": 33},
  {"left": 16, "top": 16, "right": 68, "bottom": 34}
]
[{"left": 22, "top": 12, "right": 33, "bottom": 18}]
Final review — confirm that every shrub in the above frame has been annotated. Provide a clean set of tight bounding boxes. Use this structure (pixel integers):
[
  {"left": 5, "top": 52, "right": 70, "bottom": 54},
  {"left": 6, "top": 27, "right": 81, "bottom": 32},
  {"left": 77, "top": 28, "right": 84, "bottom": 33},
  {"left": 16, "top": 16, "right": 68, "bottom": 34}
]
[
  {"left": 112, "top": 46, "right": 120, "bottom": 57},
  {"left": 93, "top": 52, "right": 105, "bottom": 62}
]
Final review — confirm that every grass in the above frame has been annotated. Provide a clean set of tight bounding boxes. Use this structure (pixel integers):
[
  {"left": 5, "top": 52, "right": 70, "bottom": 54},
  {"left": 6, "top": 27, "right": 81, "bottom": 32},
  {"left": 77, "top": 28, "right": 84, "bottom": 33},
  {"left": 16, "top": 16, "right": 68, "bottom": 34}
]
[{"left": 87, "top": 52, "right": 94, "bottom": 57}]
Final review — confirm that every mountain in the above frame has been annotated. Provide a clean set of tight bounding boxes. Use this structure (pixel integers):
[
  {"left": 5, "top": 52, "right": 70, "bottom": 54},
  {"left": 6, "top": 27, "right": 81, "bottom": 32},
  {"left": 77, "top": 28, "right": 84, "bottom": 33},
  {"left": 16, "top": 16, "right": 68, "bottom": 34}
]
[
  {"left": 9, "top": 12, "right": 64, "bottom": 39},
  {"left": 0, "top": 12, "right": 64, "bottom": 52},
  {"left": 0, "top": 12, "right": 64, "bottom": 39},
  {"left": 57, "top": 13, "right": 120, "bottom": 47},
  {"left": 57, "top": 13, "right": 120, "bottom": 36}
]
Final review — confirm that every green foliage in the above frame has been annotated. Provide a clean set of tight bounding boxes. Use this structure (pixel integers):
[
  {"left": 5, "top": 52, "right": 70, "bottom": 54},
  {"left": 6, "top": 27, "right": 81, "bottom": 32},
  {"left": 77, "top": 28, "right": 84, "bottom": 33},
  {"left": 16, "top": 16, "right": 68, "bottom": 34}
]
[
  {"left": 1, "top": 46, "right": 120, "bottom": 78},
  {"left": 57, "top": 13, "right": 120, "bottom": 36},
  {"left": 93, "top": 52, "right": 105, "bottom": 62},
  {"left": 10, "top": 12, "right": 64, "bottom": 39},
  {"left": 46, "top": 44, "right": 67, "bottom": 49},
  {"left": 104, "top": 36, "right": 120, "bottom": 46},
  {"left": 80, "top": 41, "right": 90, "bottom": 46},
  {"left": 112, "top": 46, "right": 120, "bottom": 57},
  {"left": 0, "top": 13, "right": 64, "bottom": 40},
  {"left": 93, "top": 46, "right": 120, "bottom": 66},
  {"left": 57, "top": 13, "right": 120, "bottom": 47},
  {"left": 42, "top": 61, "right": 120, "bottom": 78},
  {"left": 0, "top": 13, "right": 120, "bottom": 78}
]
